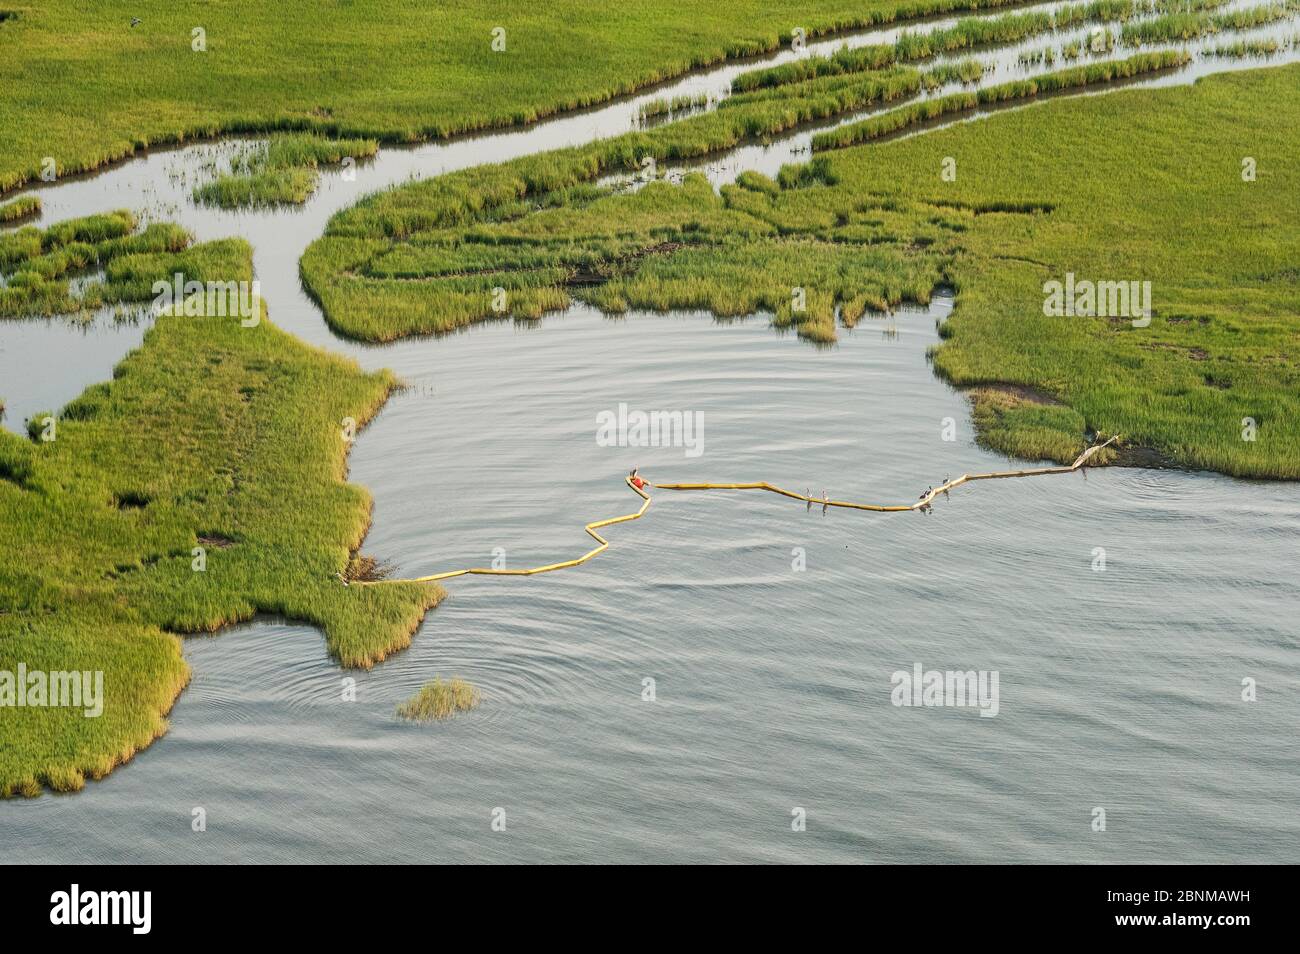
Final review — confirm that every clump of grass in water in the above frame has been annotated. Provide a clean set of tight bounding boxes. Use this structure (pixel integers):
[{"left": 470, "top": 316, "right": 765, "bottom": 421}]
[
  {"left": 923, "top": 58, "right": 988, "bottom": 88},
  {"left": 0, "top": 196, "right": 39, "bottom": 223},
  {"left": 0, "top": 210, "right": 244, "bottom": 318},
  {"left": 637, "top": 93, "right": 709, "bottom": 122},
  {"left": 193, "top": 133, "right": 378, "bottom": 208},
  {"left": 397, "top": 679, "right": 481, "bottom": 721},
  {"left": 1207, "top": 38, "right": 1282, "bottom": 55}
]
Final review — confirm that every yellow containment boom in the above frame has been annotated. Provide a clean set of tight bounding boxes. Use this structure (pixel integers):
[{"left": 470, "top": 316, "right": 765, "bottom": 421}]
[{"left": 351, "top": 436, "right": 1117, "bottom": 586}]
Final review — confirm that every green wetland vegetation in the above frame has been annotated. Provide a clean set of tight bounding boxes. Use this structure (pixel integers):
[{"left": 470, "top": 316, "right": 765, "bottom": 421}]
[
  {"left": 192, "top": 134, "right": 380, "bottom": 208},
  {"left": 301, "top": 3, "right": 1300, "bottom": 477},
  {"left": 2, "top": 0, "right": 1299, "bottom": 796},
  {"left": 0, "top": 196, "right": 40, "bottom": 223},
  {"left": 1120, "top": 0, "right": 1299, "bottom": 44},
  {"left": 299, "top": 0, "right": 1210, "bottom": 343},
  {"left": 810, "top": 49, "right": 1189, "bottom": 148},
  {"left": 0, "top": 234, "right": 440, "bottom": 794},
  {"left": 397, "top": 678, "right": 482, "bottom": 721},
  {"left": 0, "top": 0, "right": 1059, "bottom": 194},
  {"left": 0, "top": 210, "right": 247, "bottom": 318}
]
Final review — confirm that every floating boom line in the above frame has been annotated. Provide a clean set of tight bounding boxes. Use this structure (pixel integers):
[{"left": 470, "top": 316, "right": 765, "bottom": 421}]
[{"left": 351, "top": 437, "right": 1118, "bottom": 586}]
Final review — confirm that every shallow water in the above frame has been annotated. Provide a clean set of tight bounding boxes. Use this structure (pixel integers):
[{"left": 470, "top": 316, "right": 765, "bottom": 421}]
[
  {"left": 2, "top": 3, "right": 1299, "bottom": 863},
  {"left": 4, "top": 298, "right": 1297, "bottom": 863}
]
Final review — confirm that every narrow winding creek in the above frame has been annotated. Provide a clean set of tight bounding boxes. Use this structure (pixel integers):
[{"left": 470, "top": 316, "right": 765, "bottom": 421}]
[{"left": 2, "top": 3, "right": 1298, "bottom": 861}]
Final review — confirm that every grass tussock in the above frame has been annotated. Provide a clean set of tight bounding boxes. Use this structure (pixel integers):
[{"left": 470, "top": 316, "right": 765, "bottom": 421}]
[
  {"left": 396, "top": 678, "right": 481, "bottom": 721},
  {"left": 193, "top": 134, "right": 378, "bottom": 208},
  {"left": 1207, "top": 37, "right": 1282, "bottom": 56},
  {"left": 0, "top": 195, "right": 39, "bottom": 223}
]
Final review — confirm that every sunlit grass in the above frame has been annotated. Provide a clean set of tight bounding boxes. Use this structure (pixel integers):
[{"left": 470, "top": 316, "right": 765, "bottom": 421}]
[
  {"left": 0, "top": 195, "right": 39, "bottom": 223},
  {"left": 0, "top": 211, "right": 243, "bottom": 317},
  {"left": 0, "top": 0, "right": 1047, "bottom": 193},
  {"left": 192, "top": 134, "right": 379, "bottom": 208},
  {"left": 1, "top": 233, "right": 442, "bottom": 794},
  {"left": 396, "top": 678, "right": 481, "bottom": 721}
]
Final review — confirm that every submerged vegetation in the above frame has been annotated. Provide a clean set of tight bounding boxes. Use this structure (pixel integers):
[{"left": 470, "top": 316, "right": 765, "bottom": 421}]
[
  {"left": 0, "top": 234, "right": 441, "bottom": 794},
  {"left": 192, "top": 134, "right": 379, "bottom": 208},
  {"left": 397, "top": 678, "right": 481, "bottom": 721}
]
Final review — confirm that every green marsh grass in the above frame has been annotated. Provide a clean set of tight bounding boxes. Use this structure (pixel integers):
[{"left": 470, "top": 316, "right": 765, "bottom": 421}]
[
  {"left": 856, "top": 66, "right": 1300, "bottom": 476},
  {"left": 730, "top": 0, "right": 1226, "bottom": 94},
  {"left": 0, "top": 0, "right": 1056, "bottom": 194},
  {"left": 1121, "top": 1, "right": 1298, "bottom": 45},
  {"left": 306, "top": 51, "right": 1300, "bottom": 476},
  {"left": 192, "top": 134, "right": 379, "bottom": 208},
  {"left": 291, "top": 0, "right": 1220, "bottom": 300},
  {"left": 0, "top": 196, "right": 39, "bottom": 223},
  {"left": 967, "top": 387, "right": 1092, "bottom": 463},
  {"left": 1207, "top": 37, "right": 1283, "bottom": 54},
  {"left": 0, "top": 211, "right": 238, "bottom": 318},
  {"left": 1, "top": 235, "right": 441, "bottom": 794},
  {"left": 299, "top": 59, "right": 936, "bottom": 342},
  {"left": 396, "top": 678, "right": 481, "bottom": 721},
  {"left": 812, "top": 50, "right": 1190, "bottom": 149}
]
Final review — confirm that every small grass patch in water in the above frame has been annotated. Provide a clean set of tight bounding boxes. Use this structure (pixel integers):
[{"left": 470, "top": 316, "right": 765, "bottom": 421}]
[
  {"left": 193, "top": 134, "right": 378, "bottom": 208},
  {"left": 0, "top": 196, "right": 39, "bottom": 223},
  {"left": 0, "top": 210, "right": 243, "bottom": 318},
  {"left": 638, "top": 93, "right": 710, "bottom": 123},
  {"left": 1206, "top": 37, "right": 1283, "bottom": 55},
  {"left": 397, "top": 678, "right": 481, "bottom": 721}
]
